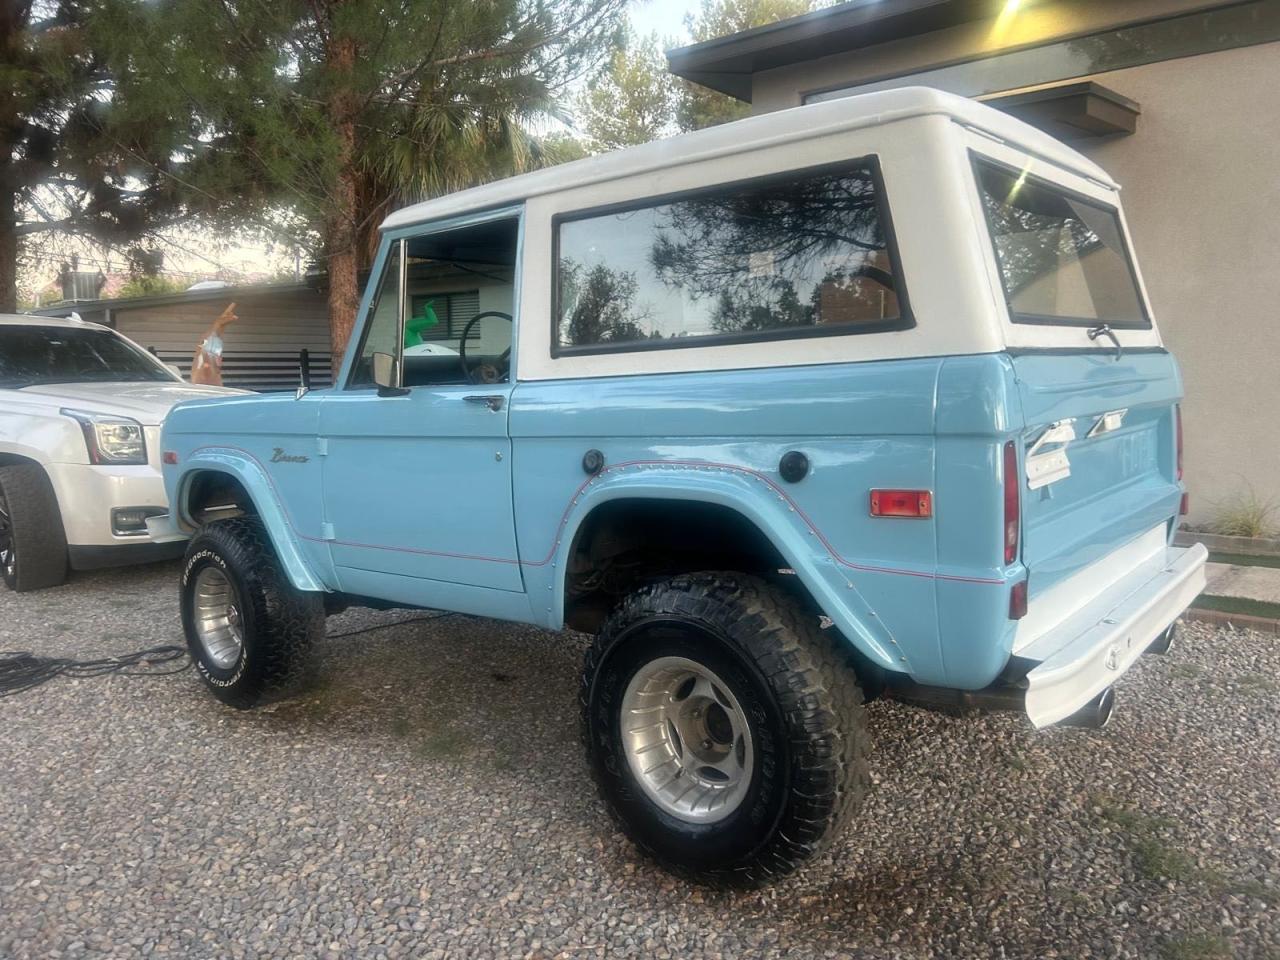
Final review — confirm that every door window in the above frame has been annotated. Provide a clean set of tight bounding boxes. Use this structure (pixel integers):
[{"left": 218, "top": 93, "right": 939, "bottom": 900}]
[{"left": 348, "top": 218, "right": 520, "bottom": 389}]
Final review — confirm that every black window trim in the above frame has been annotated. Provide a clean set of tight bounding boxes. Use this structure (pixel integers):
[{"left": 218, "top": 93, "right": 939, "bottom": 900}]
[
  {"left": 549, "top": 154, "right": 915, "bottom": 359},
  {"left": 970, "top": 151, "right": 1153, "bottom": 331}
]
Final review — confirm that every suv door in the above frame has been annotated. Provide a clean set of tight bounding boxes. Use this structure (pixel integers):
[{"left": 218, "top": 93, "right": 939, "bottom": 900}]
[{"left": 318, "top": 216, "right": 524, "bottom": 598}]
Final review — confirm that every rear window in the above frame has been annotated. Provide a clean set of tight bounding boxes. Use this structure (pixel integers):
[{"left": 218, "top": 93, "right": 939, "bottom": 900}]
[
  {"left": 553, "top": 159, "right": 911, "bottom": 355},
  {"left": 974, "top": 158, "right": 1150, "bottom": 328}
]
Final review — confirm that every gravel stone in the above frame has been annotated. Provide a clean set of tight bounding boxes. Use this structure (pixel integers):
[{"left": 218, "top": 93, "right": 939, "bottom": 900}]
[{"left": 1, "top": 561, "right": 1277, "bottom": 958}]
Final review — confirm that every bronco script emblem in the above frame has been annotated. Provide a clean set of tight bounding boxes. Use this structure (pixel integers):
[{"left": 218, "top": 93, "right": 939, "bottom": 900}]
[{"left": 271, "top": 447, "right": 309, "bottom": 463}]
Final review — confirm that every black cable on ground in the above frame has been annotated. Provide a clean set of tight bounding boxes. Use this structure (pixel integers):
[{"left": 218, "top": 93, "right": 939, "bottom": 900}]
[
  {"left": 0, "top": 645, "right": 190, "bottom": 698},
  {"left": 0, "top": 612, "right": 457, "bottom": 698},
  {"left": 325, "top": 611, "right": 455, "bottom": 641}
]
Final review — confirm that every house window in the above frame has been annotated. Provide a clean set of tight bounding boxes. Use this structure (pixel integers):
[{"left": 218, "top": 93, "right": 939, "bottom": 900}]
[
  {"left": 408, "top": 291, "right": 482, "bottom": 343},
  {"left": 805, "top": 0, "right": 1280, "bottom": 104}
]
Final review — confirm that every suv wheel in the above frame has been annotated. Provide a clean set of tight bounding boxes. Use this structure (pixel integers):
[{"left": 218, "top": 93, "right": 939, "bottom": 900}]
[
  {"left": 181, "top": 518, "right": 323, "bottom": 708},
  {"left": 581, "top": 572, "right": 869, "bottom": 884},
  {"left": 0, "top": 463, "right": 69, "bottom": 592}
]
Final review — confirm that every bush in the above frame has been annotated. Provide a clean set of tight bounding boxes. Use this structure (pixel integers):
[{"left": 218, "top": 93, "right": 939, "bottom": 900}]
[{"left": 1210, "top": 483, "right": 1279, "bottom": 539}]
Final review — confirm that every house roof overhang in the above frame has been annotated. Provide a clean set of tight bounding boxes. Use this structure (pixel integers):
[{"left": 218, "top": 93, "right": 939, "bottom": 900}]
[
  {"left": 666, "top": 0, "right": 1023, "bottom": 101},
  {"left": 985, "top": 81, "right": 1140, "bottom": 140}
]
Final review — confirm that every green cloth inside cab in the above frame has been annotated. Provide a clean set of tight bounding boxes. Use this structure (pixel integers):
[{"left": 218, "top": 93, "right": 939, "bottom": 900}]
[{"left": 404, "top": 301, "right": 439, "bottom": 347}]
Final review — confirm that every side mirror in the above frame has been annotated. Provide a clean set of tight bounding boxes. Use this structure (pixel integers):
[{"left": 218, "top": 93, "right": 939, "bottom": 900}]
[
  {"left": 372, "top": 351, "right": 396, "bottom": 388},
  {"left": 372, "top": 352, "right": 409, "bottom": 397},
  {"left": 165, "top": 364, "right": 184, "bottom": 381}
]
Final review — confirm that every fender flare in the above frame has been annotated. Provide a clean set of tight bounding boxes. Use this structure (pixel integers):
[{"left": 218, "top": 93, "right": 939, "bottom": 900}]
[
  {"left": 174, "top": 450, "right": 326, "bottom": 593},
  {"left": 545, "top": 461, "right": 903, "bottom": 671}
]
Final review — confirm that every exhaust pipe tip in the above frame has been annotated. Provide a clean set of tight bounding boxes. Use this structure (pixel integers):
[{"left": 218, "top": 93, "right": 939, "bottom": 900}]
[
  {"left": 1146, "top": 623, "right": 1177, "bottom": 656},
  {"left": 1060, "top": 686, "right": 1115, "bottom": 729}
]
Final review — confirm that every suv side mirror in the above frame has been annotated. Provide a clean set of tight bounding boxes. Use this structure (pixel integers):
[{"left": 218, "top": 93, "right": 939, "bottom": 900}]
[{"left": 372, "top": 352, "right": 409, "bottom": 397}]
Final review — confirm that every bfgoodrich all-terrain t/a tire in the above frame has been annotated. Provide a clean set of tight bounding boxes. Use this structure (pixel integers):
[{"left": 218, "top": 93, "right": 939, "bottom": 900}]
[
  {"left": 181, "top": 518, "right": 323, "bottom": 709},
  {"left": 581, "top": 572, "right": 870, "bottom": 885}
]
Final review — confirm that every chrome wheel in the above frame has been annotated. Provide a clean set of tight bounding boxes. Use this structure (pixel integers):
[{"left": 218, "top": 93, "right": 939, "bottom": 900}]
[
  {"left": 620, "top": 656, "right": 754, "bottom": 824},
  {"left": 192, "top": 566, "right": 244, "bottom": 669}
]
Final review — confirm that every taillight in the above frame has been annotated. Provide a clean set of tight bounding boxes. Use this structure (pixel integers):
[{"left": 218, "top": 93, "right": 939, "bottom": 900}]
[
  {"left": 1175, "top": 404, "right": 1184, "bottom": 482},
  {"left": 1002, "top": 440, "right": 1019, "bottom": 565}
]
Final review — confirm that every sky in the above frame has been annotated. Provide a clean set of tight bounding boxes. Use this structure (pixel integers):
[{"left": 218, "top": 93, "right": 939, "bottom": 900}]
[{"left": 628, "top": 0, "right": 699, "bottom": 43}]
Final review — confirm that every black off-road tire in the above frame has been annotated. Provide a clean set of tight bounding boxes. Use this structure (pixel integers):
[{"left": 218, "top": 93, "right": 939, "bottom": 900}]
[
  {"left": 181, "top": 518, "right": 323, "bottom": 708},
  {"left": 0, "top": 463, "right": 68, "bottom": 592},
  {"left": 581, "top": 572, "right": 870, "bottom": 885}
]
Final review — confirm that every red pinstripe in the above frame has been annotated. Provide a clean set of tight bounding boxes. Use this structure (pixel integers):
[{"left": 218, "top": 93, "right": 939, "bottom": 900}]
[{"left": 184, "top": 446, "right": 1003, "bottom": 586}]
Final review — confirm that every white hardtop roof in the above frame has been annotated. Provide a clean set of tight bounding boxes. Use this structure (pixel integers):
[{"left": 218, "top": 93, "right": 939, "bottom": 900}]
[
  {"left": 0, "top": 312, "right": 107, "bottom": 329},
  {"left": 383, "top": 86, "right": 1115, "bottom": 232}
]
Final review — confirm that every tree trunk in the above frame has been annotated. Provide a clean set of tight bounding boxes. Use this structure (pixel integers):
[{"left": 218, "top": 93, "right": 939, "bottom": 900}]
[
  {"left": 0, "top": 177, "right": 17, "bottom": 314},
  {"left": 325, "top": 28, "right": 361, "bottom": 378}
]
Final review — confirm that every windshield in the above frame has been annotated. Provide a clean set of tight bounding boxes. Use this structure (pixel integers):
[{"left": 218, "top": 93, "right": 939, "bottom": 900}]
[
  {"left": 974, "top": 158, "right": 1150, "bottom": 329},
  {"left": 0, "top": 325, "right": 177, "bottom": 388}
]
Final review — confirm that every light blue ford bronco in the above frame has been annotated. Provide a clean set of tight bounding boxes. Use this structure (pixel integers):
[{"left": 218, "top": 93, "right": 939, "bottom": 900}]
[{"left": 153, "top": 88, "right": 1207, "bottom": 884}]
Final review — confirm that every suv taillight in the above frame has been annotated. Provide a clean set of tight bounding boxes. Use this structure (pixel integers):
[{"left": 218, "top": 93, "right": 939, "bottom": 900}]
[{"left": 1002, "top": 440, "right": 1019, "bottom": 565}]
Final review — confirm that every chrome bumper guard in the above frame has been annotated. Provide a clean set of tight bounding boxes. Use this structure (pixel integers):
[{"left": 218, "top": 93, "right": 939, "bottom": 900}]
[
  {"left": 1022, "top": 542, "right": 1207, "bottom": 728},
  {"left": 145, "top": 512, "right": 191, "bottom": 545}
]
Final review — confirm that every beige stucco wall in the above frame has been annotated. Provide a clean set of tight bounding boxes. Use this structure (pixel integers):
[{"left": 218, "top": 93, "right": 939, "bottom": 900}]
[
  {"left": 748, "top": 11, "right": 1280, "bottom": 526},
  {"left": 1077, "top": 42, "right": 1280, "bottom": 524}
]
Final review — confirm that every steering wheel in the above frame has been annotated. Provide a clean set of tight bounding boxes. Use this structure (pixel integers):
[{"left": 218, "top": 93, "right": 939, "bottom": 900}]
[{"left": 458, "top": 311, "right": 513, "bottom": 385}]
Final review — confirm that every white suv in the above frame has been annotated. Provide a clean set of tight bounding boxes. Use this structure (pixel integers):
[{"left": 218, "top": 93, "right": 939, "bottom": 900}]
[{"left": 0, "top": 313, "right": 240, "bottom": 591}]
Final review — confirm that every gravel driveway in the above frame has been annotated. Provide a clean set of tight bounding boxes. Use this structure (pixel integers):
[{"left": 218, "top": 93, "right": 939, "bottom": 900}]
[{"left": 1, "top": 561, "right": 1277, "bottom": 959}]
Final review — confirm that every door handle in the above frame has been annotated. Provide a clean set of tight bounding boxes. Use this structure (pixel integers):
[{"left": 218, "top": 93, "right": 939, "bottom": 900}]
[{"left": 463, "top": 395, "right": 504, "bottom": 412}]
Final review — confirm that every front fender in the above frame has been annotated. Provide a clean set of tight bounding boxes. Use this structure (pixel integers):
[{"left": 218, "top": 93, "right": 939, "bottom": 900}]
[
  {"left": 542, "top": 461, "right": 905, "bottom": 672},
  {"left": 172, "top": 449, "right": 327, "bottom": 593}
]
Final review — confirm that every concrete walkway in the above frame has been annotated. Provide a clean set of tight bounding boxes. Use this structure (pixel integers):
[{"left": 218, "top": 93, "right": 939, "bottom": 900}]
[
  {"left": 1188, "top": 560, "right": 1280, "bottom": 634},
  {"left": 1203, "top": 562, "right": 1280, "bottom": 604}
]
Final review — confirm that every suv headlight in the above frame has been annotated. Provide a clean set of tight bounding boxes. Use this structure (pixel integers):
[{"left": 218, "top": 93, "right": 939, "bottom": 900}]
[{"left": 62, "top": 409, "right": 148, "bottom": 465}]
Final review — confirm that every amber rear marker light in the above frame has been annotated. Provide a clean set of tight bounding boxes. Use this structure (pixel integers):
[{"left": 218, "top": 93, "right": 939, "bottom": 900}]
[{"left": 869, "top": 489, "right": 932, "bottom": 518}]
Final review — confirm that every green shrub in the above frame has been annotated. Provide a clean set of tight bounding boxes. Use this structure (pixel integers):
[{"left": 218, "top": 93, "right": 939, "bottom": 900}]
[{"left": 1210, "top": 484, "right": 1278, "bottom": 539}]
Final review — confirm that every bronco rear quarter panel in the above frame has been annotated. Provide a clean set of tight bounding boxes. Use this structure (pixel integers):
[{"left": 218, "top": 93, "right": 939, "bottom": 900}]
[{"left": 510, "top": 359, "right": 1018, "bottom": 686}]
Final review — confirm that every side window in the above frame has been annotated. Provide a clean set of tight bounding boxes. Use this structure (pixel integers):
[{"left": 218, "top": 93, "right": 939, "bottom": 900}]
[
  {"left": 348, "top": 241, "right": 402, "bottom": 388},
  {"left": 554, "top": 159, "right": 910, "bottom": 354}
]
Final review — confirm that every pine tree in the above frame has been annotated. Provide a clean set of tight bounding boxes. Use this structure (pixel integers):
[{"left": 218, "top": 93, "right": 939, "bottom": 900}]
[
  {"left": 676, "top": 0, "right": 818, "bottom": 131},
  {"left": 574, "top": 0, "right": 822, "bottom": 152},
  {"left": 130, "top": 0, "right": 627, "bottom": 372},
  {"left": 0, "top": 0, "right": 191, "bottom": 312},
  {"left": 577, "top": 31, "right": 676, "bottom": 153}
]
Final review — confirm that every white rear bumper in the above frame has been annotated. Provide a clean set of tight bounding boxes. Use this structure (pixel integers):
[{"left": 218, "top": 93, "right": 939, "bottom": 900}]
[{"left": 1021, "top": 541, "right": 1207, "bottom": 728}]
